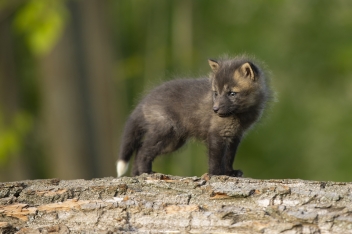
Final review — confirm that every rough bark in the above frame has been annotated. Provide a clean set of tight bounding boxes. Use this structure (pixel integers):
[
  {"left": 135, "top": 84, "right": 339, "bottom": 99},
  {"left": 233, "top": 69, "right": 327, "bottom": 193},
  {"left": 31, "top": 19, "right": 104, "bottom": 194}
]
[{"left": 0, "top": 174, "right": 352, "bottom": 233}]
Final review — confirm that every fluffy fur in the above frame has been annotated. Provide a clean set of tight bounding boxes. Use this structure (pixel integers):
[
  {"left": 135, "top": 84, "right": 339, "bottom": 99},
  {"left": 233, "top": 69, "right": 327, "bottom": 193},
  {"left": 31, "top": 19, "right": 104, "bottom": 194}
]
[{"left": 117, "top": 55, "right": 271, "bottom": 177}]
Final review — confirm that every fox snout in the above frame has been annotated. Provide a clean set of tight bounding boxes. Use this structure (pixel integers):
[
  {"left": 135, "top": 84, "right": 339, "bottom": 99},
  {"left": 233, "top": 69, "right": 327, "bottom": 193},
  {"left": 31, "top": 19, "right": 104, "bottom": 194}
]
[
  {"left": 213, "top": 106, "right": 220, "bottom": 113},
  {"left": 213, "top": 105, "right": 232, "bottom": 117}
]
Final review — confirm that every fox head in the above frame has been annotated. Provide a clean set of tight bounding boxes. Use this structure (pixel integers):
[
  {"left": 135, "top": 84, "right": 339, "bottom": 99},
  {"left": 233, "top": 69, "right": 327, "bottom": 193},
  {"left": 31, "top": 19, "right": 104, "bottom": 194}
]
[{"left": 208, "top": 57, "right": 268, "bottom": 117}]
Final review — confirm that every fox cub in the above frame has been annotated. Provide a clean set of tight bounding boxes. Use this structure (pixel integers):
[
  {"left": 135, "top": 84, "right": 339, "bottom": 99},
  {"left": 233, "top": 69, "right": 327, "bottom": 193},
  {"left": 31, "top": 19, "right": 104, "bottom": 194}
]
[{"left": 117, "top": 55, "right": 271, "bottom": 177}]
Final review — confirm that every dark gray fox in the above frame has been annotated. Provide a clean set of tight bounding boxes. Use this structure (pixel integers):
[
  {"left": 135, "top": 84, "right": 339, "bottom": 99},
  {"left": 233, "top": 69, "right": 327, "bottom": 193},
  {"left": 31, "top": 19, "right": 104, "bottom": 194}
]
[{"left": 117, "top": 55, "right": 271, "bottom": 177}]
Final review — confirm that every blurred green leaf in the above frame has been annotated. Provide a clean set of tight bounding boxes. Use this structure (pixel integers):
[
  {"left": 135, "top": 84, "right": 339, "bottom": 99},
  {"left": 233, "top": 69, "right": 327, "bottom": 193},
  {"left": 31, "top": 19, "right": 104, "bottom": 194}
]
[
  {"left": 12, "top": 0, "right": 68, "bottom": 56},
  {"left": 0, "top": 111, "right": 33, "bottom": 165}
]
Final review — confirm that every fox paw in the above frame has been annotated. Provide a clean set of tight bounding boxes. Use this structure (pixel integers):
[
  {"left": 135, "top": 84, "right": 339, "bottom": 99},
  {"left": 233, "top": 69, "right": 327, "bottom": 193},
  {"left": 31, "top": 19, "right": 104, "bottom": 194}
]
[{"left": 228, "top": 169, "right": 243, "bottom": 177}]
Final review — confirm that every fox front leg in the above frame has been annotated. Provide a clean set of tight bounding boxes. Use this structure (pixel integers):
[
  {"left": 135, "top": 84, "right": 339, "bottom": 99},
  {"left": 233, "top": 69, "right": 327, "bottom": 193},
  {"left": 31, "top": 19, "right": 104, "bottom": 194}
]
[
  {"left": 207, "top": 133, "right": 243, "bottom": 177},
  {"left": 223, "top": 137, "right": 243, "bottom": 177},
  {"left": 207, "top": 133, "right": 226, "bottom": 175}
]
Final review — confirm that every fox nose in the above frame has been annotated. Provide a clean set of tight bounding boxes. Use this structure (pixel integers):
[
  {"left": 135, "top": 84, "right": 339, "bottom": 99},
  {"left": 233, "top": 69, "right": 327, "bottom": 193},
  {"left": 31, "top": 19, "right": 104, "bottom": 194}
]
[{"left": 213, "top": 106, "right": 219, "bottom": 113}]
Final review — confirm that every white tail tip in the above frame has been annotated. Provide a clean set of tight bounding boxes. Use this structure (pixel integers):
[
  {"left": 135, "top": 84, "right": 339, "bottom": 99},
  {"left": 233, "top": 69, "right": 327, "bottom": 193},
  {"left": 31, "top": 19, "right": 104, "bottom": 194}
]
[{"left": 117, "top": 160, "right": 129, "bottom": 177}]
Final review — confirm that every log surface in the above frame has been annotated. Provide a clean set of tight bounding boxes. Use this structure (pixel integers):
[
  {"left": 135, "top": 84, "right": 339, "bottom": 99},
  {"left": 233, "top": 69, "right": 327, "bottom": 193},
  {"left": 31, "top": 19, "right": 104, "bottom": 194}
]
[{"left": 1, "top": 174, "right": 352, "bottom": 233}]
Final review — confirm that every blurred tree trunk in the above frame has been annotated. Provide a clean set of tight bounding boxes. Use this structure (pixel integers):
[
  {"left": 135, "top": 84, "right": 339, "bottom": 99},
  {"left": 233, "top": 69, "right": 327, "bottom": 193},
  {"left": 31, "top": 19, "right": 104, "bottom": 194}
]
[
  {"left": 171, "top": 0, "right": 193, "bottom": 69},
  {"left": 75, "top": 0, "right": 118, "bottom": 178},
  {"left": 38, "top": 14, "right": 91, "bottom": 179},
  {"left": 38, "top": 0, "right": 117, "bottom": 179}
]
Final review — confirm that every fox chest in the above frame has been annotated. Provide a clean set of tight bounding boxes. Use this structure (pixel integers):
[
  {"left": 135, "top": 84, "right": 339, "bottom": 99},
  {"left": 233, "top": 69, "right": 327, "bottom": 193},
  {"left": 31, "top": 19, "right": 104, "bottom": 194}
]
[{"left": 209, "top": 117, "right": 241, "bottom": 138}]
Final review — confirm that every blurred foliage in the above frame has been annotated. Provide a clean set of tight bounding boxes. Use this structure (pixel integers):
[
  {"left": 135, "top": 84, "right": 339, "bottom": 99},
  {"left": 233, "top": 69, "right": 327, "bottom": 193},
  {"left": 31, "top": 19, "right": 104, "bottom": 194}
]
[
  {"left": 0, "top": 110, "right": 33, "bottom": 165},
  {"left": 12, "top": 0, "right": 68, "bottom": 56},
  {"left": 1, "top": 0, "right": 352, "bottom": 181}
]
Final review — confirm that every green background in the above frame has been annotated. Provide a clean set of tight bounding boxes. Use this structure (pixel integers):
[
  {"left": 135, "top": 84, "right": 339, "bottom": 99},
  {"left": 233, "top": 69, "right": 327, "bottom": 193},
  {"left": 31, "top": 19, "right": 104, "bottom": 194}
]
[{"left": 1, "top": 0, "right": 352, "bottom": 182}]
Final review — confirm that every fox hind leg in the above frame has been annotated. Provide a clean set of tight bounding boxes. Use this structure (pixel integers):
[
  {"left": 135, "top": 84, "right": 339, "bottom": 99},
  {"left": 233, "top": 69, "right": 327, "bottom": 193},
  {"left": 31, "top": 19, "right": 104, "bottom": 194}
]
[{"left": 132, "top": 129, "right": 185, "bottom": 176}]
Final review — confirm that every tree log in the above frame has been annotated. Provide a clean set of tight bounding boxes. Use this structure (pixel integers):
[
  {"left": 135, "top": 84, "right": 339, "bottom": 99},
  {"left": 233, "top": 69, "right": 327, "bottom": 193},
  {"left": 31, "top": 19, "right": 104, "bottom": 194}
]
[{"left": 0, "top": 174, "right": 351, "bottom": 233}]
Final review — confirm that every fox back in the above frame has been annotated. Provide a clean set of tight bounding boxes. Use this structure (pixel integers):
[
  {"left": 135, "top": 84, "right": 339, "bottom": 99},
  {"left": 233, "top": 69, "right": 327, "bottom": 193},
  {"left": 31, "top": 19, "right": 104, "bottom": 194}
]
[{"left": 117, "top": 55, "right": 271, "bottom": 177}]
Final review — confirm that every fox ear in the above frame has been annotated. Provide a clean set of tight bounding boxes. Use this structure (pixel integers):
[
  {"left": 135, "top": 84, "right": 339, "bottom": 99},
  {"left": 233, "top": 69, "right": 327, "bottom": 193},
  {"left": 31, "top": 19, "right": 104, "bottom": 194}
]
[
  {"left": 240, "top": 62, "right": 256, "bottom": 81},
  {"left": 208, "top": 59, "right": 219, "bottom": 72}
]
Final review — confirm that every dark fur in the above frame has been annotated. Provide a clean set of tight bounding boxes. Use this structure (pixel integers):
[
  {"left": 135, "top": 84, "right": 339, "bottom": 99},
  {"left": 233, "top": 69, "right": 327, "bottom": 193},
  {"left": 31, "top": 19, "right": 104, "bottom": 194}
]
[{"left": 118, "top": 55, "right": 271, "bottom": 177}]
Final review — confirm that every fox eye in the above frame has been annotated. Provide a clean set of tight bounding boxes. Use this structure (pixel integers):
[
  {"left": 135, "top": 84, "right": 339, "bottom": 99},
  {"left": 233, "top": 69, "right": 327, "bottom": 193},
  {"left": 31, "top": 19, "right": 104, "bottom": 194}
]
[
  {"left": 229, "top": 91, "right": 237, "bottom": 97},
  {"left": 213, "top": 91, "right": 218, "bottom": 97}
]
